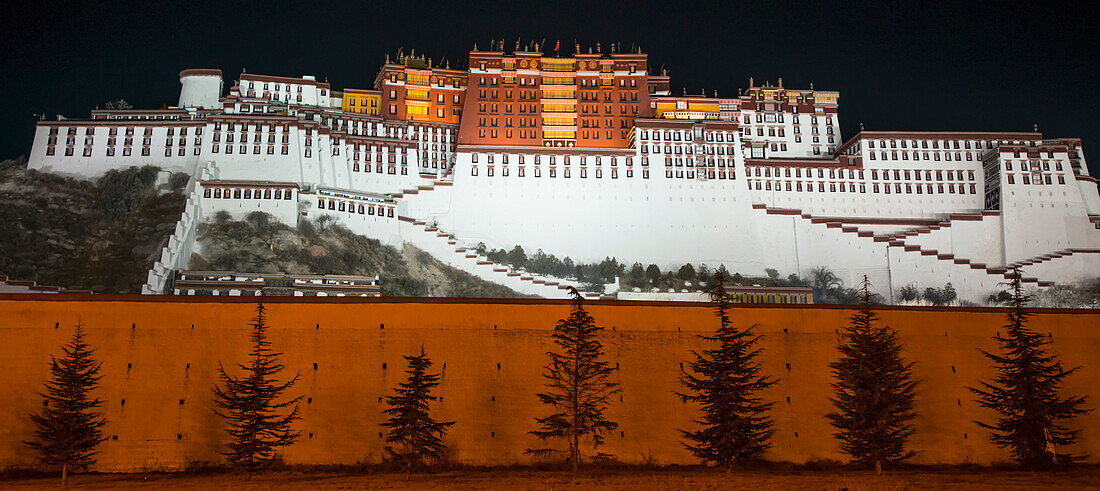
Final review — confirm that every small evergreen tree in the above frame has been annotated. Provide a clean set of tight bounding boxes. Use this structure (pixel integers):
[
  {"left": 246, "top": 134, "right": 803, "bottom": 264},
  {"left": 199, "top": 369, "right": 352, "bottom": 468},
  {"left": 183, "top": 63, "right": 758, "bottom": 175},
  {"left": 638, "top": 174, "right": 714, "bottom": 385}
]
[
  {"left": 677, "top": 272, "right": 777, "bottom": 468},
  {"left": 645, "top": 264, "right": 661, "bottom": 283},
  {"left": 212, "top": 301, "right": 302, "bottom": 477},
  {"left": 381, "top": 347, "right": 454, "bottom": 477},
  {"left": 678, "top": 263, "right": 697, "bottom": 281},
  {"left": 526, "top": 288, "right": 620, "bottom": 474},
  {"left": 826, "top": 276, "right": 918, "bottom": 473},
  {"left": 26, "top": 324, "right": 108, "bottom": 486},
  {"left": 969, "top": 270, "right": 1092, "bottom": 469},
  {"left": 898, "top": 284, "right": 919, "bottom": 302}
]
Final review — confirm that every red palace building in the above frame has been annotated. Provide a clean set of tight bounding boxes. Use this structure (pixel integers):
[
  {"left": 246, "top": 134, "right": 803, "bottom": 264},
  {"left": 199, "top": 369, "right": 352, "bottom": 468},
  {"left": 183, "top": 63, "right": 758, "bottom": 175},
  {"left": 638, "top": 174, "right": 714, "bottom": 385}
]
[{"left": 457, "top": 40, "right": 655, "bottom": 149}]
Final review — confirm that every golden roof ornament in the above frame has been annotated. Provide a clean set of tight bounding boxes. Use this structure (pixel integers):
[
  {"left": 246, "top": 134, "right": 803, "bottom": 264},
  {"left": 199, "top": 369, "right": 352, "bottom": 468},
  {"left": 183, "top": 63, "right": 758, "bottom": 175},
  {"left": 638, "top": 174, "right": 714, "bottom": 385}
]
[
  {"left": 778, "top": 77, "right": 783, "bottom": 88},
  {"left": 749, "top": 76, "right": 754, "bottom": 87}
]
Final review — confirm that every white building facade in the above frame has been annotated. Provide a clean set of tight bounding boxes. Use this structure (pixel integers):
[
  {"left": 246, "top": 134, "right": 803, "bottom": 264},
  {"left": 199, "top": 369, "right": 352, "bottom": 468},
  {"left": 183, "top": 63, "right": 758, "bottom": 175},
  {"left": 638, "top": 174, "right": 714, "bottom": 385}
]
[{"left": 23, "top": 67, "right": 1100, "bottom": 301}]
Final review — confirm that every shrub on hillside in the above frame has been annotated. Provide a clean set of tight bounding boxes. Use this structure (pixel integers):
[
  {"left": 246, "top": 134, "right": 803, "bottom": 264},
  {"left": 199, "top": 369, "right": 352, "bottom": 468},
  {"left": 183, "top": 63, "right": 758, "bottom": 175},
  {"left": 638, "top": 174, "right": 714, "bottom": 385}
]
[{"left": 96, "top": 165, "right": 159, "bottom": 220}]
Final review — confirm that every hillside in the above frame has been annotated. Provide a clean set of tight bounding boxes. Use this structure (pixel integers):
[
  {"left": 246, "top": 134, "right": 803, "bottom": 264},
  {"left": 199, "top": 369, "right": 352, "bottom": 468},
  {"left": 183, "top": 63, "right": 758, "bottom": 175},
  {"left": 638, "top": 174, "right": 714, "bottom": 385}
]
[
  {"left": 0, "top": 158, "right": 186, "bottom": 293},
  {"left": 189, "top": 211, "right": 531, "bottom": 298}
]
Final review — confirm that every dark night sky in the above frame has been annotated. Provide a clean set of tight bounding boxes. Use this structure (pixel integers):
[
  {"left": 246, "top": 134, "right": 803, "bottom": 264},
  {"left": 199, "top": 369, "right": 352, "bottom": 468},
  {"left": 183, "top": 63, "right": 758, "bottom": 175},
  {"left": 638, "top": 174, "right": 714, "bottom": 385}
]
[{"left": 2, "top": 0, "right": 1097, "bottom": 174}]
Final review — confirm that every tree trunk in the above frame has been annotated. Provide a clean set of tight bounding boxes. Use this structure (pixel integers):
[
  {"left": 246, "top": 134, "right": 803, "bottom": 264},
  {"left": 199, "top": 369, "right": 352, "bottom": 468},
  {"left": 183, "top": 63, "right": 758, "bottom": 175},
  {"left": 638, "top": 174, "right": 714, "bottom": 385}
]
[
  {"left": 571, "top": 430, "right": 579, "bottom": 475},
  {"left": 61, "top": 463, "right": 68, "bottom": 487},
  {"left": 875, "top": 459, "right": 882, "bottom": 476}
]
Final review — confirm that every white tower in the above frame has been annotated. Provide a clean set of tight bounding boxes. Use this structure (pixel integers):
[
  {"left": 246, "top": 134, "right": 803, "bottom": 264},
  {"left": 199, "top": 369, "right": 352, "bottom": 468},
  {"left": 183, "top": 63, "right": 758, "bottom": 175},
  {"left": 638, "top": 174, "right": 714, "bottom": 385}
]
[{"left": 177, "top": 69, "right": 223, "bottom": 109}]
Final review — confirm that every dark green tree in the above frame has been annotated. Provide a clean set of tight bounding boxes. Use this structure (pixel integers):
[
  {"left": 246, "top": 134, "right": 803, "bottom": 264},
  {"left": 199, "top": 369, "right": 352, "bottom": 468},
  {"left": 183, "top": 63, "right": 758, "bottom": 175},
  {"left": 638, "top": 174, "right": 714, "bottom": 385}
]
[
  {"left": 645, "top": 264, "right": 662, "bottom": 283},
  {"left": 25, "top": 324, "right": 108, "bottom": 486},
  {"left": 526, "top": 288, "right": 620, "bottom": 474},
  {"left": 677, "top": 272, "right": 778, "bottom": 468},
  {"left": 381, "top": 347, "right": 454, "bottom": 477},
  {"left": 212, "top": 301, "right": 302, "bottom": 477},
  {"left": 943, "top": 282, "right": 957, "bottom": 304},
  {"left": 628, "top": 262, "right": 646, "bottom": 285},
  {"left": 678, "top": 263, "right": 697, "bottom": 281},
  {"left": 560, "top": 257, "right": 575, "bottom": 278},
  {"left": 826, "top": 276, "right": 918, "bottom": 473},
  {"left": 898, "top": 285, "right": 919, "bottom": 302},
  {"left": 507, "top": 245, "right": 527, "bottom": 269},
  {"left": 696, "top": 264, "right": 711, "bottom": 283},
  {"left": 969, "top": 270, "right": 1092, "bottom": 469}
]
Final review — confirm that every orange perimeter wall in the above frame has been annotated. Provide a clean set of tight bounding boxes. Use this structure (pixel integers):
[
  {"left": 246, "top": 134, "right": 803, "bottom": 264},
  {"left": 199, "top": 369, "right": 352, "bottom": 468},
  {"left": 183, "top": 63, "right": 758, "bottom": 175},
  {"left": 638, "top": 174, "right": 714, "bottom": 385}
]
[{"left": 0, "top": 294, "right": 1096, "bottom": 471}]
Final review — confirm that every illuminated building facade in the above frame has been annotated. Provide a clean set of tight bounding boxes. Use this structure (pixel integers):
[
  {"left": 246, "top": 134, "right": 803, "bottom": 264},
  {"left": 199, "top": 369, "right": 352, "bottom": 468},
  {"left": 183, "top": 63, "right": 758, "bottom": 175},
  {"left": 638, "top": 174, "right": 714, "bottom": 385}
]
[{"left": 21, "top": 41, "right": 1100, "bottom": 302}]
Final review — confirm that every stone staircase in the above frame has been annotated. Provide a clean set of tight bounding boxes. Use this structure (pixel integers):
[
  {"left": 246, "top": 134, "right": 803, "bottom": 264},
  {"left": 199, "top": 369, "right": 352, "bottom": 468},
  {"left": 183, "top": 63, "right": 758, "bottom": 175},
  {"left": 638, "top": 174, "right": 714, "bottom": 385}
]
[
  {"left": 752, "top": 204, "right": 1054, "bottom": 287},
  {"left": 1009, "top": 248, "right": 1100, "bottom": 269},
  {"left": 396, "top": 216, "right": 606, "bottom": 300}
]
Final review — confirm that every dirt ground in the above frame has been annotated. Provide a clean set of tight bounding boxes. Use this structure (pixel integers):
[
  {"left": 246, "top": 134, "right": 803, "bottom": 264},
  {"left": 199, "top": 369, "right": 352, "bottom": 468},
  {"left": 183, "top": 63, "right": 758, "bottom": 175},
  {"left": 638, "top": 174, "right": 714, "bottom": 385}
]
[{"left": 3, "top": 468, "right": 1099, "bottom": 490}]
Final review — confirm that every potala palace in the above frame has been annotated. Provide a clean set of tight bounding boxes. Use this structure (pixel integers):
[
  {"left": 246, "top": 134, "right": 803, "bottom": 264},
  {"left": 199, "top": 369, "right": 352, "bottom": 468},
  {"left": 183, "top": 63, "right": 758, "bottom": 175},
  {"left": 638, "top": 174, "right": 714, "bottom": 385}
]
[{"left": 24, "top": 43, "right": 1100, "bottom": 301}]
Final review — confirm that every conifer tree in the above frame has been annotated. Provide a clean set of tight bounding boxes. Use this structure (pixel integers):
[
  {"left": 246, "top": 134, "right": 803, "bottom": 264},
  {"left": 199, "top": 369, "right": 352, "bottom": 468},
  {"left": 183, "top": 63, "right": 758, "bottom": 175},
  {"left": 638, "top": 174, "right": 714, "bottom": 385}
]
[
  {"left": 969, "top": 270, "right": 1092, "bottom": 469},
  {"left": 381, "top": 347, "right": 454, "bottom": 477},
  {"left": 826, "top": 276, "right": 918, "bottom": 473},
  {"left": 526, "top": 287, "right": 620, "bottom": 474},
  {"left": 212, "top": 301, "right": 302, "bottom": 477},
  {"left": 677, "top": 272, "right": 777, "bottom": 468},
  {"left": 25, "top": 324, "right": 107, "bottom": 486}
]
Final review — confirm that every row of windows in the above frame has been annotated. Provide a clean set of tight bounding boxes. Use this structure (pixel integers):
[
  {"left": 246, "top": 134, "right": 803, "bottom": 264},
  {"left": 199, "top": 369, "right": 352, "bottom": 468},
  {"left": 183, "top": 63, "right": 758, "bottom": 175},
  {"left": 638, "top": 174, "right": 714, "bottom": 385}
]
[
  {"left": 870, "top": 150, "right": 981, "bottom": 162},
  {"left": 246, "top": 91, "right": 304, "bottom": 103},
  {"left": 749, "top": 179, "right": 979, "bottom": 195},
  {"left": 386, "top": 73, "right": 462, "bottom": 88},
  {"left": 50, "top": 126, "right": 201, "bottom": 137},
  {"left": 211, "top": 144, "right": 290, "bottom": 155},
  {"left": 48, "top": 146, "right": 193, "bottom": 158},
  {"left": 204, "top": 187, "right": 294, "bottom": 200},
  {"left": 641, "top": 144, "right": 734, "bottom": 156},
  {"left": 471, "top": 154, "right": 637, "bottom": 166},
  {"left": 871, "top": 169, "right": 975, "bottom": 182},
  {"left": 476, "top": 74, "right": 640, "bottom": 86},
  {"left": 470, "top": 165, "right": 649, "bottom": 179},
  {"left": 316, "top": 198, "right": 395, "bottom": 217},
  {"left": 214, "top": 122, "right": 291, "bottom": 132},
  {"left": 245, "top": 81, "right": 314, "bottom": 94},
  {"left": 637, "top": 129, "right": 734, "bottom": 142},
  {"left": 214, "top": 133, "right": 290, "bottom": 144},
  {"left": 743, "top": 114, "right": 832, "bottom": 126},
  {"left": 350, "top": 163, "right": 407, "bottom": 175},
  {"left": 1006, "top": 174, "right": 1064, "bottom": 186},
  {"left": 477, "top": 129, "right": 623, "bottom": 140},
  {"left": 1003, "top": 160, "right": 1062, "bottom": 172},
  {"left": 866, "top": 139, "right": 994, "bottom": 150},
  {"left": 351, "top": 153, "right": 406, "bottom": 164}
]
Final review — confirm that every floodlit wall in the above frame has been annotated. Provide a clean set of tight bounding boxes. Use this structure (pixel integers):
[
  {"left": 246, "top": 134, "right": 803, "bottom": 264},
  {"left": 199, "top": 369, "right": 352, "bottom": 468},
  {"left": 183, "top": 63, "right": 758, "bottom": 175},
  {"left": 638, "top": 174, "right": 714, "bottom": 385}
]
[{"left": 0, "top": 295, "right": 1097, "bottom": 471}]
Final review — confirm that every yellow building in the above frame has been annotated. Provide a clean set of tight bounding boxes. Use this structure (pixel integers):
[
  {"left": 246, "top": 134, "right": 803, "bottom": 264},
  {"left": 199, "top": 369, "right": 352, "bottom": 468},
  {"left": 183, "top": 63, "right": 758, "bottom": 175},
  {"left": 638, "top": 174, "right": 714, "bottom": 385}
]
[
  {"left": 342, "top": 88, "right": 381, "bottom": 115},
  {"left": 651, "top": 95, "right": 737, "bottom": 121}
]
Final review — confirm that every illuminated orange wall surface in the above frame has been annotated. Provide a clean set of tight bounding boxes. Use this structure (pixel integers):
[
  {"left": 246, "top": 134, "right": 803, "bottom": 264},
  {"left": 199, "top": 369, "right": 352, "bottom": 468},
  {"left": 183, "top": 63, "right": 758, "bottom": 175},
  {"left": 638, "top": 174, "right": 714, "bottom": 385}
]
[{"left": 0, "top": 295, "right": 1096, "bottom": 471}]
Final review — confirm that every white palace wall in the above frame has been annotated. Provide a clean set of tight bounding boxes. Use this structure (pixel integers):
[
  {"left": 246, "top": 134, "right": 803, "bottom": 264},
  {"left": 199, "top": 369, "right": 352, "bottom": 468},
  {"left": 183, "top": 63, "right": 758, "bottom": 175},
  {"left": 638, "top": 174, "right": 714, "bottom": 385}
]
[{"left": 21, "top": 70, "right": 1100, "bottom": 301}]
